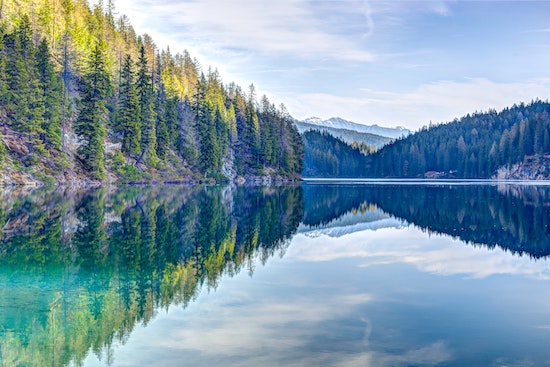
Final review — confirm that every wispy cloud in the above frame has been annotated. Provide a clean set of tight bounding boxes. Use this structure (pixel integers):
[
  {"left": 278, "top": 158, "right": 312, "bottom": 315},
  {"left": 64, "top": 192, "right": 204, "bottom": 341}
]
[
  {"left": 116, "top": 0, "right": 376, "bottom": 62},
  {"left": 523, "top": 28, "right": 550, "bottom": 33},
  {"left": 110, "top": 269, "right": 454, "bottom": 367},
  {"left": 279, "top": 78, "right": 550, "bottom": 129},
  {"left": 106, "top": 1, "right": 550, "bottom": 129},
  {"left": 287, "top": 227, "right": 550, "bottom": 280}
]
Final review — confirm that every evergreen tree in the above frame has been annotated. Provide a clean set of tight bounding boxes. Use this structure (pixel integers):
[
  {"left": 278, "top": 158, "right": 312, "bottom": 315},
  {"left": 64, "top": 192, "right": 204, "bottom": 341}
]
[
  {"left": 362, "top": 101, "right": 550, "bottom": 178},
  {"left": 116, "top": 54, "right": 141, "bottom": 156},
  {"left": 153, "top": 53, "right": 169, "bottom": 160},
  {"left": 5, "top": 16, "right": 44, "bottom": 152},
  {"left": 75, "top": 42, "right": 111, "bottom": 179},
  {"left": 245, "top": 84, "right": 260, "bottom": 167},
  {"left": 194, "top": 75, "right": 220, "bottom": 173},
  {"left": 136, "top": 42, "right": 157, "bottom": 165},
  {"left": 36, "top": 37, "right": 62, "bottom": 149},
  {"left": 0, "top": 3, "right": 304, "bottom": 182}
]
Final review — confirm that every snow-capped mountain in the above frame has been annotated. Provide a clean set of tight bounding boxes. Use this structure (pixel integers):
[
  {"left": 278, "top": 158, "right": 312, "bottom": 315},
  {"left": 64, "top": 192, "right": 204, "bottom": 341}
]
[
  {"left": 301, "top": 117, "right": 410, "bottom": 140},
  {"left": 297, "top": 208, "right": 406, "bottom": 238}
]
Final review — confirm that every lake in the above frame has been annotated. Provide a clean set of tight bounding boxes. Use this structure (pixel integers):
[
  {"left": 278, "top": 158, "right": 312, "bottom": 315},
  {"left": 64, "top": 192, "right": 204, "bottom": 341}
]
[{"left": 1, "top": 182, "right": 550, "bottom": 366}]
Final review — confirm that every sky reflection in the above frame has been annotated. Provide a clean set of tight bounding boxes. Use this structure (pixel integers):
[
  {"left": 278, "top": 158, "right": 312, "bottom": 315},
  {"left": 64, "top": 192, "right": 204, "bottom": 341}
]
[
  {"left": 288, "top": 226, "right": 550, "bottom": 280},
  {"left": 84, "top": 223, "right": 550, "bottom": 367}
]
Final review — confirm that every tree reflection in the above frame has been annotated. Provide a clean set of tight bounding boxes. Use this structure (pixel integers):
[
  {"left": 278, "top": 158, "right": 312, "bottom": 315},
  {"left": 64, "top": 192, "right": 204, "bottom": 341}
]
[
  {"left": 0, "top": 185, "right": 303, "bottom": 367},
  {"left": 303, "top": 183, "right": 550, "bottom": 258}
]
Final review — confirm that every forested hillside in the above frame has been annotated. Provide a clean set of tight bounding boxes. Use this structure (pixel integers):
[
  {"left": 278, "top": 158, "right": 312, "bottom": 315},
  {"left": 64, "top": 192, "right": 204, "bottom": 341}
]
[
  {"left": 302, "top": 130, "right": 368, "bottom": 177},
  {"left": 364, "top": 101, "right": 550, "bottom": 178},
  {"left": 0, "top": 0, "right": 303, "bottom": 185}
]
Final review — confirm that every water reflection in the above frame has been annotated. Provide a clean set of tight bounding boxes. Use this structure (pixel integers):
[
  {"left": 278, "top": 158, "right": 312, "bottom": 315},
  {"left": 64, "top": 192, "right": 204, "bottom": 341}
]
[
  {"left": 2, "top": 182, "right": 550, "bottom": 366},
  {"left": 0, "top": 185, "right": 303, "bottom": 367},
  {"left": 303, "top": 183, "right": 550, "bottom": 258}
]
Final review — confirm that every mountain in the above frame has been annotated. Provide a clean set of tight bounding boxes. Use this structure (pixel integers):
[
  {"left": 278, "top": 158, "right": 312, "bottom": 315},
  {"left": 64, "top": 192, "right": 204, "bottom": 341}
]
[
  {"left": 300, "top": 117, "right": 410, "bottom": 139},
  {"left": 363, "top": 101, "right": 550, "bottom": 179},
  {"left": 295, "top": 120, "right": 391, "bottom": 150},
  {"left": 298, "top": 209, "right": 405, "bottom": 238},
  {"left": 302, "top": 130, "right": 369, "bottom": 177},
  {"left": 297, "top": 116, "right": 409, "bottom": 178}
]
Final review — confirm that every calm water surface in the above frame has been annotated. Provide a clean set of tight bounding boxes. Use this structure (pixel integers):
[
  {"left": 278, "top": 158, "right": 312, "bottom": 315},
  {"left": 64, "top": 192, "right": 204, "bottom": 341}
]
[{"left": 1, "top": 183, "right": 550, "bottom": 366}]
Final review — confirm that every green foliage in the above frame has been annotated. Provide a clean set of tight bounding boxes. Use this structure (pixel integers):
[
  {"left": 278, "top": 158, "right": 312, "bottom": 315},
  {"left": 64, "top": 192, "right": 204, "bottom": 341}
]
[
  {"left": 364, "top": 101, "right": 550, "bottom": 178},
  {"left": 302, "top": 130, "right": 367, "bottom": 177},
  {"left": 136, "top": 42, "right": 157, "bottom": 166},
  {"left": 0, "top": 0, "right": 304, "bottom": 182},
  {"left": 194, "top": 76, "right": 221, "bottom": 172},
  {"left": 36, "top": 37, "right": 62, "bottom": 149},
  {"left": 75, "top": 42, "right": 111, "bottom": 180},
  {"left": 118, "top": 163, "right": 147, "bottom": 182},
  {"left": 116, "top": 54, "right": 141, "bottom": 156},
  {"left": 3, "top": 16, "right": 47, "bottom": 155},
  {"left": 111, "top": 150, "right": 148, "bottom": 182},
  {"left": 0, "top": 185, "right": 304, "bottom": 366},
  {"left": 0, "top": 135, "right": 6, "bottom": 165}
]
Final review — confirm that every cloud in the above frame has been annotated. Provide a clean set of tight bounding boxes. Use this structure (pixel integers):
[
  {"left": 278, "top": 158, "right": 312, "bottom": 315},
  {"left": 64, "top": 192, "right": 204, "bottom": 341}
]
[
  {"left": 102, "top": 1, "right": 550, "bottom": 131},
  {"left": 286, "top": 227, "right": 550, "bottom": 280},
  {"left": 114, "top": 0, "right": 376, "bottom": 63},
  {"left": 280, "top": 78, "right": 550, "bottom": 130},
  {"left": 106, "top": 270, "right": 454, "bottom": 367}
]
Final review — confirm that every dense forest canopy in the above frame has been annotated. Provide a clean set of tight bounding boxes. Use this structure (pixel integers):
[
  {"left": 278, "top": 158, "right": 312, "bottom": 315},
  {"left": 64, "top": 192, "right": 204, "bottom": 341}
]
[
  {"left": 302, "top": 130, "right": 369, "bottom": 178},
  {"left": 363, "top": 101, "right": 550, "bottom": 178},
  {"left": 302, "top": 101, "right": 550, "bottom": 179},
  {"left": 0, "top": 0, "right": 303, "bottom": 184}
]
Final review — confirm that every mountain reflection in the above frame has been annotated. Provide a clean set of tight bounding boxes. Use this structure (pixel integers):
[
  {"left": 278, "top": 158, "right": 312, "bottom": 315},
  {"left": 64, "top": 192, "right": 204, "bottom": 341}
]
[
  {"left": 0, "top": 185, "right": 303, "bottom": 367},
  {"left": 303, "top": 183, "right": 550, "bottom": 258}
]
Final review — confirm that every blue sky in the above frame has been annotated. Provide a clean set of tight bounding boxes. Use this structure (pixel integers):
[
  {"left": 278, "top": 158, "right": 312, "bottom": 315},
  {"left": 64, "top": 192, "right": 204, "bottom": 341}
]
[{"left": 108, "top": 0, "right": 550, "bottom": 130}]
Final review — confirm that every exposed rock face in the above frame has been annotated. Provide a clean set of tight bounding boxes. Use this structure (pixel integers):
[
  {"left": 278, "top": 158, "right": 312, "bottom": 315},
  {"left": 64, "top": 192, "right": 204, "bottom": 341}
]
[
  {"left": 239, "top": 173, "right": 300, "bottom": 185},
  {"left": 495, "top": 154, "right": 550, "bottom": 180},
  {"left": 0, "top": 169, "right": 41, "bottom": 186},
  {"left": 221, "top": 149, "right": 237, "bottom": 181}
]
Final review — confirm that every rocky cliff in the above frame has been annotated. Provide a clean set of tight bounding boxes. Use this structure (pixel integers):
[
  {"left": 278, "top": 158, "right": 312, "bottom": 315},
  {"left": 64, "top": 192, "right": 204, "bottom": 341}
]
[{"left": 495, "top": 154, "right": 550, "bottom": 180}]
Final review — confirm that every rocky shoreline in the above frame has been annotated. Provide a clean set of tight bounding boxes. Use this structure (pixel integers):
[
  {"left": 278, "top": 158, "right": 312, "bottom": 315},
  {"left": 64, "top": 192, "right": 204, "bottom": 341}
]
[
  {"left": 0, "top": 168, "right": 301, "bottom": 187},
  {"left": 494, "top": 154, "right": 550, "bottom": 180}
]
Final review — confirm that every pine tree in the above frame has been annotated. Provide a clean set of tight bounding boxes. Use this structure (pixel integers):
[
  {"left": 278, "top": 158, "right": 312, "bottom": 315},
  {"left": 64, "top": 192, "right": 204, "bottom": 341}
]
[
  {"left": 153, "top": 53, "right": 169, "bottom": 160},
  {"left": 245, "top": 84, "right": 260, "bottom": 167},
  {"left": 116, "top": 54, "right": 141, "bottom": 156},
  {"left": 136, "top": 42, "right": 157, "bottom": 165},
  {"left": 6, "top": 16, "right": 49, "bottom": 155},
  {"left": 36, "top": 37, "right": 62, "bottom": 149},
  {"left": 5, "top": 17, "right": 33, "bottom": 133},
  {"left": 75, "top": 42, "right": 111, "bottom": 179},
  {"left": 194, "top": 76, "right": 220, "bottom": 173}
]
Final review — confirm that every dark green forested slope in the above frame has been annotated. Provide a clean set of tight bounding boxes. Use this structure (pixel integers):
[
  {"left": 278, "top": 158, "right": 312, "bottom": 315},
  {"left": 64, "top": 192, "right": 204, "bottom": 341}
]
[
  {"left": 302, "top": 130, "right": 369, "bottom": 178},
  {"left": 0, "top": 0, "right": 303, "bottom": 185},
  {"left": 364, "top": 101, "right": 550, "bottom": 178}
]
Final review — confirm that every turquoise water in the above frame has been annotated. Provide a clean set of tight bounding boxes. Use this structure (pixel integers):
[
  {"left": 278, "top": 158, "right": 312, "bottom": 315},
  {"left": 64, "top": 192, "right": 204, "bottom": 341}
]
[{"left": 1, "top": 183, "right": 550, "bottom": 366}]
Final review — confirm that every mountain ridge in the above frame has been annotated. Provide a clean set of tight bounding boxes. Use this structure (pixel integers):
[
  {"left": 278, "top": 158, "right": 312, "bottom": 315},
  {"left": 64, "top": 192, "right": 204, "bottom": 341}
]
[{"left": 300, "top": 116, "right": 411, "bottom": 140}]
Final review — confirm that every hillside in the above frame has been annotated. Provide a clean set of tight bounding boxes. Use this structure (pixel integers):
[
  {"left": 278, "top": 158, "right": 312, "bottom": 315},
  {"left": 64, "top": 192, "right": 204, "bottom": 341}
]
[
  {"left": 0, "top": 0, "right": 303, "bottom": 186},
  {"left": 297, "top": 116, "right": 410, "bottom": 178},
  {"left": 364, "top": 101, "right": 550, "bottom": 179},
  {"left": 302, "top": 130, "right": 368, "bottom": 177}
]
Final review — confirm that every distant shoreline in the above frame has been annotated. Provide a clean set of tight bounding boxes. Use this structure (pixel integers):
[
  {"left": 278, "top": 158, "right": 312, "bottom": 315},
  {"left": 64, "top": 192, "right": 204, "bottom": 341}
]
[{"left": 302, "top": 178, "right": 550, "bottom": 185}]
